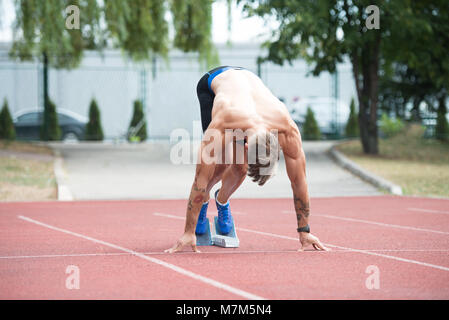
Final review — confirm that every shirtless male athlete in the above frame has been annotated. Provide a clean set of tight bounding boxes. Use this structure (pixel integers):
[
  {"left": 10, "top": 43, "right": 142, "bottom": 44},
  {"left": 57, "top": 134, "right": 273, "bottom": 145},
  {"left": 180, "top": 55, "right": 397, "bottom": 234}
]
[{"left": 165, "top": 66, "right": 329, "bottom": 253}]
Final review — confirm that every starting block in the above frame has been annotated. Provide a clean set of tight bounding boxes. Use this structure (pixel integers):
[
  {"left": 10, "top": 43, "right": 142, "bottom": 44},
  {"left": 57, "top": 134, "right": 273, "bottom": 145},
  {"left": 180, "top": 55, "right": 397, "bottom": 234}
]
[
  {"left": 211, "top": 216, "right": 240, "bottom": 248},
  {"left": 195, "top": 216, "right": 240, "bottom": 248},
  {"left": 195, "top": 217, "right": 213, "bottom": 246}
]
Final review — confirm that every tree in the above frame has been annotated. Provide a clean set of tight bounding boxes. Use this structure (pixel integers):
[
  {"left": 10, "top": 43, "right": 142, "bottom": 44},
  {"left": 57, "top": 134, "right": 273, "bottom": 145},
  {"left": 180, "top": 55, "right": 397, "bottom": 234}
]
[
  {"left": 104, "top": 0, "right": 168, "bottom": 61},
  {"left": 378, "top": 65, "right": 436, "bottom": 121},
  {"left": 345, "top": 98, "right": 359, "bottom": 138},
  {"left": 85, "top": 98, "right": 104, "bottom": 141},
  {"left": 104, "top": 0, "right": 217, "bottom": 66},
  {"left": 378, "top": 1, "right": 449, "bottom": 132},
  {"left": 171, "top": 0, "right": 218, "bottom": 67},
  {"left": 0, "top": 98, "right": 16, "bottom": 140},
  {"left": 41, "top": 98, "right": 61, "bottom": 141},
  {"left": 239, "top": 0, "right": 444, "bottom": 154},
  {"left": 128, "top": 100, "right": 147, "bottom": 142},
  {"left": 10, "top": 0, "right": 103, "bottom": 141},
  {"left": 302, "top": 107, "right": 321, "bottom": 141},
  {"left": 10, "top": 0, "right": 218, "bottom": 140}
]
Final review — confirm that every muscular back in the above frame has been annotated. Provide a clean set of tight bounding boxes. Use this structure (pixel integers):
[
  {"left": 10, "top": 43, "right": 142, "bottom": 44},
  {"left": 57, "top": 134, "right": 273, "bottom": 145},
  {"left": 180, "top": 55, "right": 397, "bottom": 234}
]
[{"left": 208, "top": 69, "right": 303, "bottom": 160}]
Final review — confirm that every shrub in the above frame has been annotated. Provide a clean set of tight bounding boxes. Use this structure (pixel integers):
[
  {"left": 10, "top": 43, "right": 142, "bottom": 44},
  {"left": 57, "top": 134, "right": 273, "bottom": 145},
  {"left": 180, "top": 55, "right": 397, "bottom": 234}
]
[
  {"left": 302, "top": 107, "right": 321, "bottom": 140},
  {"left": 128, "top": 100, "right": 147, "bottom": 142},
  {"left": 379, "top": 113, "right": 405, "bottom": 138},
  {"left": 85, "top": 98, "right": 104, "bottom": 141},
  {"left": 40, "top": 98, "right": 61, "bottom": 141},
  {"left": 435, "top": 102, "right": 449, "bottom": 142},
  {"left": 345, "top": 98, "right": 359, "bottom": 138},
  {"left": 0, "top": 98, "right": 16, "bottom": 140}
]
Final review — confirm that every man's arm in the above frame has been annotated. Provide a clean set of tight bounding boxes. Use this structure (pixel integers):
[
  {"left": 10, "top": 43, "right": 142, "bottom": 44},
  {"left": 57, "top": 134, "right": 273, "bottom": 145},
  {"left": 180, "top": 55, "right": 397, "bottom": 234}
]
[
  {"left": 165, "top": 127, "right": 222, "bottom": 253},
  {"left": 284, "top": 148, "right": 311, "bottom": 229},
  {"left": 282, "top": 129, "right": 329, "bottom": 251},
  {"left": 184, "top": 162, "right": 214, "bottom": 233}
]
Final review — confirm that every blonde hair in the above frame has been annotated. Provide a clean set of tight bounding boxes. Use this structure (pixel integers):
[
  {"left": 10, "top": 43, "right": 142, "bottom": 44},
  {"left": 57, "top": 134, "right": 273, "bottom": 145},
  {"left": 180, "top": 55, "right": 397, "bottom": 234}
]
[{"left": 247, "top": 130, "right": 280, "bottom": 186}]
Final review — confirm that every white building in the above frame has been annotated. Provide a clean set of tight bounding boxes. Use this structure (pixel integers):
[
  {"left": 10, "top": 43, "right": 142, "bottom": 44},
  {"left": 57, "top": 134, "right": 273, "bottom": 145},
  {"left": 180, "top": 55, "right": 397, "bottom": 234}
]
[{"left": 0, "top": 42, "right": 356, "bottom": 139}]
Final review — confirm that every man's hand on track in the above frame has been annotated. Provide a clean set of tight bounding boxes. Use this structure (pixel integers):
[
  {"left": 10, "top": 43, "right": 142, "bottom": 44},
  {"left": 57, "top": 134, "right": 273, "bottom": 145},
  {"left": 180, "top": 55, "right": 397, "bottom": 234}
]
[
  {"left": 165, "top": 232, "right": 200, "bottom": 253},
  {"left": 298, "top": 232, "right": 330, "bottom": 251}
]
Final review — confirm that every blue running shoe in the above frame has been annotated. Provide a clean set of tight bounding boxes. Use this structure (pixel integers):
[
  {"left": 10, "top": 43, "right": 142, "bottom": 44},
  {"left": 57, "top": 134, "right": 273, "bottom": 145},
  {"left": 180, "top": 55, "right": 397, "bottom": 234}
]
[
  {"left": 195, "top": 201, "right": 209, "bottom": 235},
  {"left": 215, "top": 189, "right": 233, "bottom": 235}
]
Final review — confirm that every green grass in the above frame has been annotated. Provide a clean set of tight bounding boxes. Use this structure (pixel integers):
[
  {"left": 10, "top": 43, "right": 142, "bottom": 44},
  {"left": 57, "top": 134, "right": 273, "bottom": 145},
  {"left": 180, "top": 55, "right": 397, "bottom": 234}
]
[
  {"left": 336, "top": 125, "right": 449, "bottom": 198},
  {"left": 0, "top": 157, "right": 55, "bottom": 188},
  {"left": 0, "top": 141, "right": 56, "bottom": 201}
]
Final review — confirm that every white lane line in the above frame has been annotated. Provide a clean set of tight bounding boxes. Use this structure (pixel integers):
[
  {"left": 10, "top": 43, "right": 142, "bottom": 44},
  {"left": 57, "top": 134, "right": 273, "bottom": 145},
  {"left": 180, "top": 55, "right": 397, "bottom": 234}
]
[
  {"left": 316, "top": 214, "right": 449, "bottom": 235},
  {"left": 154, "top": 212, "right": 184, "bottom": 219},
  {"left": 3, "top": 248, "right": 449, "bottom": 260},
  {"left": 154, "top": 213, "right": 449, "bottom": 272},
  {"left": 209, "top": 211, "right": 245, "bottom": 215},
  {"left": 0, "top": 250, "right": 325, "bottom": 260},
  {"left": 4, "top": 248, "right": 449, "bottom": 261},
  {"left": 237, "top": 228, "right": 449, "bottom": 272},
  {"left": 281, "top": 210, "right": 449, "bottom": 235},
  {"left": 408, "top": 208, "right": 449, "bottom": 215},
  {"left": 326, "top": 244, "right": 449, "bottom": 272},
  {"left": 17, "top": 215, "right": 265, "bottom": 300},
  {"left": 156, "top": 211, "right": 245, "bottom": 217}
]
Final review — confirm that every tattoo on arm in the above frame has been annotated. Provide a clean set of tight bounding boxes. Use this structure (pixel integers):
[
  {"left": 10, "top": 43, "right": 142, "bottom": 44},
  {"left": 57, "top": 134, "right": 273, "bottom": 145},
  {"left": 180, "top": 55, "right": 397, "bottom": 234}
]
[
  {"left": 193, "top": 184, "right": 206, "bottom": 193},
  {"left": 187, "top": 199, "right": 193, "bottom": 211},
  {"left": 192, "top": 175, "right": 206, "bottom": 192},
  {"left": 192, "top": 178, "right": 206, "bottom": 202},
  {"left": 184, "top": 172, "right": 208, "bottom": 232},
  {"left": 294, "top": 195, "right": 310, "bottom": 226}
]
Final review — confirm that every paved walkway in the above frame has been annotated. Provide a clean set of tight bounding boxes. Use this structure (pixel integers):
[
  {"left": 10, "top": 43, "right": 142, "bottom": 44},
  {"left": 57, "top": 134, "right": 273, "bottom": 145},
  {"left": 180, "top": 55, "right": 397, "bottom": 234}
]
[{"left": 50, "top": 140, "right": 380, "bottom": 200}]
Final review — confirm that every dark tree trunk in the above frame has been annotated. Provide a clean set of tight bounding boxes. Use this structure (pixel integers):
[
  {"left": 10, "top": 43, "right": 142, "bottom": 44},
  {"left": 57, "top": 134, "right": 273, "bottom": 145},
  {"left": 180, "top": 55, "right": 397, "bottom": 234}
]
[
  {"left": 438, "top": 94, "right": 447, "bottom": 114},
  {"left": 410, "top": 97, "right": 422, "bottom": 122},
  {"left": 358, "top": 108, "right": 370, "bottom": 152},
  {"left": 43, "top": 52, "right": 49, "bottom": 107},
  {"left": 436, "top": 93, "right": 448, "bottom": 141},
  {"left": 41, "top": 52, "right": 50, "bottom": 141},
  {"left": 367, "top": 32, "right": 380, "bottom": 155},
  {"left": 351, "top": 32, "right": 381, "bottom": 155}
]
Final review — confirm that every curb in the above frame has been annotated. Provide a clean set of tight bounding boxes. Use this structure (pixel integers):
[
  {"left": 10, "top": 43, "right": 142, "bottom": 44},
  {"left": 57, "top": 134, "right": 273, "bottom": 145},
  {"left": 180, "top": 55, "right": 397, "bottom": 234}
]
[
  {"left": 329, "top": 146, "right": 403, "bottom": 196},
  {"left": 52, "top": 150, "right": 74, "bottom": 201}
]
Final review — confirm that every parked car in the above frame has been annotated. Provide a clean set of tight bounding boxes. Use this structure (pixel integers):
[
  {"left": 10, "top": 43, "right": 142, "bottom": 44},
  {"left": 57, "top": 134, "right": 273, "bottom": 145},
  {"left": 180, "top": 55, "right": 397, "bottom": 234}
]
[
  {"left": 13, "top": 109, "right": 87, "bottom": 141},
  {"left": 288, "top": 97, "right": 350, "bottom": 137}
]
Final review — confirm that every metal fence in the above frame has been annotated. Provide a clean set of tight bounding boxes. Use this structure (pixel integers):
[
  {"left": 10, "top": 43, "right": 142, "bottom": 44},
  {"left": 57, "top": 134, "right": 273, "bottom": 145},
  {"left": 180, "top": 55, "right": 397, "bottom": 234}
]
[{"left": 0, "top": 43, "right": 357, "bottom": 140}]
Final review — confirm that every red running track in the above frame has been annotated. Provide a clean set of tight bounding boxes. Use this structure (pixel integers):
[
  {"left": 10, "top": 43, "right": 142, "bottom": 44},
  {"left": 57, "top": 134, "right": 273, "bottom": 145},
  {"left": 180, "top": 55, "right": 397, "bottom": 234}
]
[{"left": 0, "top": 195, "right": 448, "bottom": 299}]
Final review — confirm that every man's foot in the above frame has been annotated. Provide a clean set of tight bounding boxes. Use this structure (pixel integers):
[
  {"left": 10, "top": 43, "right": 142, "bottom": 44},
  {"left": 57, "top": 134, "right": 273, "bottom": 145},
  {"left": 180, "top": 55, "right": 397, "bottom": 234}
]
[
  {"left": 195, "top": 201, "right": 209, "bottom": 235},
  {"left": 215, "top": 189, "right": 233, "bottom": 234}
]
